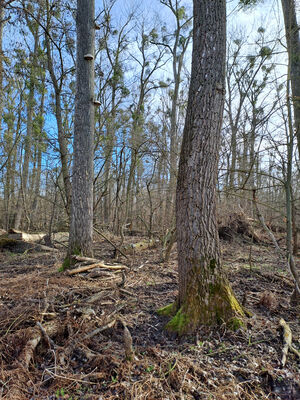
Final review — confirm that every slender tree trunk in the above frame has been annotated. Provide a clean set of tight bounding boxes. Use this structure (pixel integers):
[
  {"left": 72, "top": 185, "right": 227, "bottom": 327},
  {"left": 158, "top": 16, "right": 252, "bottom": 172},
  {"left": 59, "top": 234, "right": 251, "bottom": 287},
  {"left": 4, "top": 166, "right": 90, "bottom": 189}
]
[
  {"left": 31, "top": 76, "right": 46, "bottom": 226},
  {"left": 69, "top": 0, "right": 95, "bottom": 258},
  {"left": 286, "top": 76, "right": 300, "bottom": 303},
  {"left": 0, "top": 2, "right": 4, "bottom": 141},
  {"left": 164, "top": 0, "right": 244, "bottom": 334},
  {"left": 103, "top": 105, "right": 116, "bottom": 226},
  {"left": 14, "top": 26, "right": 39, "bottom": 229},
  {"left": 45, "top": 2, "right": 71, "bottom": 213}
]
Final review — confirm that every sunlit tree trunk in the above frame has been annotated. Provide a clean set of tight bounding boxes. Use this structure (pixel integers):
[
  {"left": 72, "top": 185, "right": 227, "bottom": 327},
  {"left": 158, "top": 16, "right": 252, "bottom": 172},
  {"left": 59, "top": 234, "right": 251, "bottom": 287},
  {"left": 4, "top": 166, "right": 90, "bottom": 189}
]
[
  {"left": 163, "top": 0, "right": 244, "bottom": 333},
  {"left": 69, "top": 0, "right": 95, "bottom": 257}
]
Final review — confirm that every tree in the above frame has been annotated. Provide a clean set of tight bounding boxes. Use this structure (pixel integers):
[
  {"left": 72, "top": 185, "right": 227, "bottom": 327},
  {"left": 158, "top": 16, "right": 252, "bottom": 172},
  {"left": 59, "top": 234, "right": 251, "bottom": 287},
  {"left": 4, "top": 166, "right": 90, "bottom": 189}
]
[
  {"left": 281, "top": 0, "right": 300, "bottom": 159},
  {"left": 68, "top": 0, "right": 95, "bottom": 258},
  {"left": 14, "top": 4, "right": 41, "bottom": 229},
  {"left": 158, "top": 0, "right": 192, "bottom": 225},
  {"left": 45, "top": 0, "right": 72, "bottom": 214},
  {"left": 159, "top": 0, "right": 244, "bottom": 333}
]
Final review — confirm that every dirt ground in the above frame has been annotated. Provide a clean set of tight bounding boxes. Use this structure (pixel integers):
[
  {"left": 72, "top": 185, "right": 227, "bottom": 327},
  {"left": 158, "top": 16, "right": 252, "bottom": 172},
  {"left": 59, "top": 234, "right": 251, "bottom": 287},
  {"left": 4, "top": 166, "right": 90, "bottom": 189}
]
[{"left": 0, "top": 234, "right": 299, "bottom": 400}]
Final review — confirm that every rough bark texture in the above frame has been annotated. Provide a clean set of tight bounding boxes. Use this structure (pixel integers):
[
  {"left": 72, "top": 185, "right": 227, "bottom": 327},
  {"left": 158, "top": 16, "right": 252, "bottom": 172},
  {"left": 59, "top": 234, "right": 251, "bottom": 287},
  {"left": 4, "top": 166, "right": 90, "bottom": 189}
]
[
  {"left": 69, "top": 0, "right": 95, "bottom": 257},
  {"left": 174, "top": 0, "right": 244, "bottom": 333},
  {"left": 281, "top": 0, "right": 300, "bottom": 158}
]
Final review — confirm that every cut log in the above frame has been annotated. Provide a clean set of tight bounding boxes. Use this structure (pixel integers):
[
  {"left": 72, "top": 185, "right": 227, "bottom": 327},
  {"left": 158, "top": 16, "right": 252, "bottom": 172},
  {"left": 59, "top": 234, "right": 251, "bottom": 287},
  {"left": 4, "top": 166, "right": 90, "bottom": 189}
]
[
  {"left": 0, "top": 228, "right": 7, "bottom": 237},
  {"left": 68, "top": 262, "right": 129, "bottom": 275},
  {"left": 121, "top": 239, "right": 156, "bottom": 255},
  {"left": 8, "top": 231, "right": 46, "bottom": 242},
  {"left": 52, "top": 232, "right": 69, "bottom": 242}
]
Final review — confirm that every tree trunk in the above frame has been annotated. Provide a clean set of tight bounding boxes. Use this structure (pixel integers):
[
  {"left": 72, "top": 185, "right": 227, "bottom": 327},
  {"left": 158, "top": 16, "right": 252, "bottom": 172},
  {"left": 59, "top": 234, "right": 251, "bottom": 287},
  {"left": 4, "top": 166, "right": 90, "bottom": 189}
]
[
  {"left": 281, "top": 0, "right": 300, "bottom": 158},
  {"left": 0, "top": 2, "right": 4, "bottom": 141},
  {"left": 31, "top": 75, "right": 46, "bottom": 227},
  {"left": 166, "top": 0, "right": 244, "bottom": 334},
  {"left": 14, "top": 23, "right": 39, "bottom": 229},
  {"left": 45, "top": 1, "right": 71, "bottom": 213},
  {"left": 69, "top": 0, "right": 95, "bottom": 258}
]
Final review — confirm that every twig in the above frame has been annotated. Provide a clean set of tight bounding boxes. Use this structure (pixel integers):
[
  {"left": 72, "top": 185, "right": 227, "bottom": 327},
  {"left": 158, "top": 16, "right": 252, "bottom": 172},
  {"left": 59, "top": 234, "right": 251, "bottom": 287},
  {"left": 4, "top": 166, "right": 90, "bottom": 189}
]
[
  {"left": 36, "top": 322, "right": 56, "bottom": 349},
  {"left": 84, "top": 319, "right": 116, "bottom": 340},
  {"left": 93, "top": 227, "right": 128, "bottom": 259}
]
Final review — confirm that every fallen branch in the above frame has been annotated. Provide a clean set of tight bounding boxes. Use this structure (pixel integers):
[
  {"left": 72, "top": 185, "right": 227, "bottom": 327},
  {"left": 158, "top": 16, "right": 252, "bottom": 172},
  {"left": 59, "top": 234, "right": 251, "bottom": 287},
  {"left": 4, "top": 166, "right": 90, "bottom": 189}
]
[
  {"left": 68, "top": 262, "right": 129, "bottom": 275},
  {"left": 93, "top": 227, "right": 128, "bottom": 259},
  {"left": 71, "top": 255, "right": 101, "bottom": 265},
  {"left": 6, "top": 321, "right": 60, "bottom": 399},
  {"left": 84, "top": 319, "right": 116, "bottom": 340},
  {"left": 279, "top": 318, "right": 300, "bottom": 366}
]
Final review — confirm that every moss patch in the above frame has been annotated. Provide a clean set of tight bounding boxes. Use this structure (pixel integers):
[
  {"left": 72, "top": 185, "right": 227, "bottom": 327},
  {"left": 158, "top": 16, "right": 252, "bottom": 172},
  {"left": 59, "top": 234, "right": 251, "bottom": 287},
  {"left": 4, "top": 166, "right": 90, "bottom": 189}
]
[
  {"left": 166, "top": 307, "right": 189, "bottom": 334},
  {"left": 59, "top": 257, "right": 71, "bottom": 271},
  {"left": 228, "top": 317, "right": 244, "bottom": 331},
  {"left": 157, "top": 302, "right": 177, "bottom": 317}
]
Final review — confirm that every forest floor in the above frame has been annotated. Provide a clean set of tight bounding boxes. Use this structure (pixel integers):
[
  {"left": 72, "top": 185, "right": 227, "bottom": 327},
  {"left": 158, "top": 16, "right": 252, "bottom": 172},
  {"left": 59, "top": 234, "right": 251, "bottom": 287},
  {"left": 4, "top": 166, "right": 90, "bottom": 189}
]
[{"left": 0, "top": 232, "right": 299, "bottom": 400}]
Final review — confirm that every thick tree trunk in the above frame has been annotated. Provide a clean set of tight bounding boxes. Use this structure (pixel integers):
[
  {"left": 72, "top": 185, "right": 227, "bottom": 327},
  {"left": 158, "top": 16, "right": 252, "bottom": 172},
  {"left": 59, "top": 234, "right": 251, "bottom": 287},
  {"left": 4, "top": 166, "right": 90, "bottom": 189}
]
[
  {"left": 69, "top": 0, "right": 95, "bottom": 258},
  {"left": 166, "top": 0, "right": 244, "bottom": 334}
]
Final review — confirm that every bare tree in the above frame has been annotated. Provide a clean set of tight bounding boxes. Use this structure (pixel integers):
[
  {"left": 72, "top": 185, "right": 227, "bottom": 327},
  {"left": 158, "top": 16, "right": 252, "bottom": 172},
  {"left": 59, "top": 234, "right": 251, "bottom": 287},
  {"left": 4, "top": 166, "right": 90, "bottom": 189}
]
[{"left": 68, "top": 0, "right": 95, "bottom": 258}]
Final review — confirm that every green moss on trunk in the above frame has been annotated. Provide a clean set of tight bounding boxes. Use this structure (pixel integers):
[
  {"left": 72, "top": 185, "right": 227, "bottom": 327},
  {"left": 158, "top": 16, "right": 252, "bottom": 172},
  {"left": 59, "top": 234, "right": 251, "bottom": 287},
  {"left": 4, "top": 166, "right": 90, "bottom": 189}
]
[
  {"left": 60, "top": 248, "right": 82, "bottom": 272},
  {"left": 160, "top": 265, "right": 245, "bottom": 335},
  {"left": 157, "top": 302, "right": 177, "bottom": 317},
  {"left": 166, "top": 307, "right": 189, "bottom": 332}
]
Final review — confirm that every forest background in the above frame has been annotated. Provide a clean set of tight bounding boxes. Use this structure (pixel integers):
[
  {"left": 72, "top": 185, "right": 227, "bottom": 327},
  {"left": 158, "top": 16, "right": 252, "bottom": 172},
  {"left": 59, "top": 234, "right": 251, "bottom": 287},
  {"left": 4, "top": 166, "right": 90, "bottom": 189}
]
[{"left": 0, "top": 0, "right": 297, "bottom": 247}]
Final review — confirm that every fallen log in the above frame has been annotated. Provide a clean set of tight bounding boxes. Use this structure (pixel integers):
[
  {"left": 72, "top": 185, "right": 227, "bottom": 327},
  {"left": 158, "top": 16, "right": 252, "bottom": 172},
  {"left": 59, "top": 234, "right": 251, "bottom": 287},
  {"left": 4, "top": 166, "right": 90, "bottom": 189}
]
[
  {"left": 121, "top": 239, "right": 156, "bottom": 255},
  {"left": 68, "top": 262, "right": 129, "bottom": 275},
  {"left": 8, "top": 230, "right": 46, "bottom": 242},
  {"left": 0, "top": 238, "right": 58, "bottom": 252}
]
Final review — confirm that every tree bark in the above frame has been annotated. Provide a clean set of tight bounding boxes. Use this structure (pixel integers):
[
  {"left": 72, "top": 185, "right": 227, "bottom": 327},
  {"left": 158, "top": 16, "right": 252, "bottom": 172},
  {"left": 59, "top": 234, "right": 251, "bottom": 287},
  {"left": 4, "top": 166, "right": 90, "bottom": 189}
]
[
  {"left": 281, "top": 0, "right": 300, "bottom": 158},
  {"left": 69, "top": 0, "right": 95, "bottom": 257},
  {"left": 170, "top": 0, "right": 244, "bottom": 333}
]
